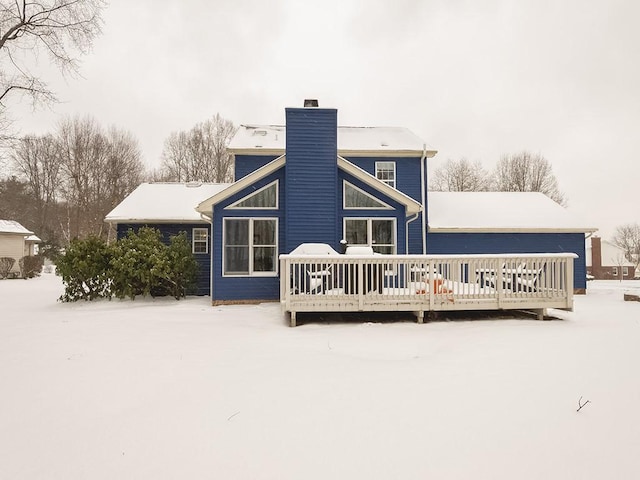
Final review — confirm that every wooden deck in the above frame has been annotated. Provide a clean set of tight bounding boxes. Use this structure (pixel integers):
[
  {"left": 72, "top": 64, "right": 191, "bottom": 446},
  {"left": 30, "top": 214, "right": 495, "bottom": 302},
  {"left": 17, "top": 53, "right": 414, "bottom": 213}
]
[{"left": 279, "top": 253, "right": 576, "bottom": 326}]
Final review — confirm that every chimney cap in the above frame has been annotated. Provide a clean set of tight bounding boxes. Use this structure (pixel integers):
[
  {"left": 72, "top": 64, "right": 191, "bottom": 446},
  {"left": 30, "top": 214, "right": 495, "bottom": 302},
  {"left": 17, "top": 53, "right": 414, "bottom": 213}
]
[{"left": 303, "top": 99, "right": 319, "bottom": 107}]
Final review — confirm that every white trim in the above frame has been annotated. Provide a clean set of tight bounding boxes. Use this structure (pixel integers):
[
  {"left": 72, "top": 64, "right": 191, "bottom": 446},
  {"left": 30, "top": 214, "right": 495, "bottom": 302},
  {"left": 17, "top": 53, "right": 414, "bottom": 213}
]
[
  {"left": 228, "top": 148, "right": 438, "bottom": 158},
  {"left": 226, "top": 180, "right": 279, "bottom": 210},
  {"left": 375, "top": 161, "right": 396, "bottom": 188},
  {"left": 192, "top": 227, "right": 209, "bottom": 254},
  {"left": 338, "top": 156, "right": 422, "bottom": 216},
  {"left": 197, "top": 155, "right": 285, "bottom": 214},
  {"left": 428, "top": 227, "right": 597, "bottom": 233},
  {"left": 343, "top": 217, "right": 397, "bottom": 254},
  {"left": 343, "top": 181, "right": 393, "bottom": 210},
  {"left": 222, "top": 217, "right": 279, "bottom": 277}
]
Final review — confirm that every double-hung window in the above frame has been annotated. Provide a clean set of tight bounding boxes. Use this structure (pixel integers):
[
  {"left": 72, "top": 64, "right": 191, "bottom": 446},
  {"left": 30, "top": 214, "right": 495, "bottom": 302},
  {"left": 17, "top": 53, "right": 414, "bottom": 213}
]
[
  {"left": 375, "top": 161, "right": 396, "bottom": 188},
  {"left": 192, "top": 228, "right": 209, "bottom": 254},
  {"left": 224, "top": 218, "right": 277, "bottom": 276},
  {"left": 344, "top": 218, "right": 396, "bottom": 254}
]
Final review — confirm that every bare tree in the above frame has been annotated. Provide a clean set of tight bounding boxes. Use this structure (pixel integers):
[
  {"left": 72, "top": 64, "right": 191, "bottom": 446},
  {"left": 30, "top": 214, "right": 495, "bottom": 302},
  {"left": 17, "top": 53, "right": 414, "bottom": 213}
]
[
  {"left": 57, "top": 115, "right": 145, "bottom": 240},
  {"left": 10, "top": 133, "right": 62, "bottom": 240},
  {"left": 430, "top": 158, "right": 491, "bottom": 192},
  {"left": 613, "top": 223, "right": 640, "bottom": 270},
  {"left": 0, "top": 0, "right": 105, "bottom": 108},
  {"left": 493, "top": 151, "right": 566, "bottom": 205},
  {"left": 160, "top": 114, "right": 236, "bottom": 183}
]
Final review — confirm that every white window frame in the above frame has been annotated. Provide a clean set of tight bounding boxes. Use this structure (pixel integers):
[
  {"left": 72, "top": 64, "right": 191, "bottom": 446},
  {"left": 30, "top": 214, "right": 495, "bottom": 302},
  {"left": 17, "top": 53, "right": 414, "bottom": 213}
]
[
  {"left": 222, "top": 217, "right": 278, "bottom": 277},
  {"left": 226, "top": 180, "right": 279, "bottom": 210},
  {"left": 343, "top": 181, "right": 393, "bottom": 210},
  {"left": 192, "top": 228, "right": 209, "bottom": 254},
  {"left": 343, "top": 217, "right": 397, "bottom": 254},
  {"left": 375, "top": 161, "right": 396, "bottom": 188},
  {"left": 612, "top": 267, "right": 618, "bottom": 276},
  {"left": 623, "top": 266, "right": 629, "bottom": 276}
]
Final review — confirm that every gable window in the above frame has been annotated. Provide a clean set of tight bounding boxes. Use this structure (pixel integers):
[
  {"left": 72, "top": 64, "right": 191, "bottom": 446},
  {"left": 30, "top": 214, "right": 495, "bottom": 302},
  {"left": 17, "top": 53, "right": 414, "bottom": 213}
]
[
  {"left": 343, "top": 181, "right": 392, "bottom": 209},
  {"left": 227, "top": 180, "right": 278, "bottom": 209},
  {"left": 224, "top": 218, "right": 277, "bottom": 276},
  {"left": 192, "top": 228, "right": 209, "bottom": 254},
  {"left": 375, "top": 162, "right": 396, "bottom": 188},
  {"left": 344, "top": 218, "right": 396, "bottom": 254}
]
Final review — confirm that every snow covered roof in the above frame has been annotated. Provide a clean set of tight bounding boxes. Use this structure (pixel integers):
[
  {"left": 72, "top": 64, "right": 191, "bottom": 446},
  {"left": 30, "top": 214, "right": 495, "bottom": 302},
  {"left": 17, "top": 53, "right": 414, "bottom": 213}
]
[
  {"left": 25, "top": 235, "right": 41, "bottom": 243},
  {"left": 0, "top": 219, "right": 33, "bottom": 235},
  {"left": 586, "top": 238, "right": 635, "bottom": 267},
  {"left": 105, "top": 183, "right": 231, "bottom": 223},
  {"left": 228, "top": 125, "right": 437, "bottom": 157},
  {"left": 428, "top": 192, "right": 597, "bottom": 233}
]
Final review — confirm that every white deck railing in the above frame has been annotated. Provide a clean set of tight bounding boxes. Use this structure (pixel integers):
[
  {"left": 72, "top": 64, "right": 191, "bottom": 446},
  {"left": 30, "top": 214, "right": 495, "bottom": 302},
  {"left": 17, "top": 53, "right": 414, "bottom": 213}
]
[{"left": 279, "top": 253, "right": 576, "bottom": 326}]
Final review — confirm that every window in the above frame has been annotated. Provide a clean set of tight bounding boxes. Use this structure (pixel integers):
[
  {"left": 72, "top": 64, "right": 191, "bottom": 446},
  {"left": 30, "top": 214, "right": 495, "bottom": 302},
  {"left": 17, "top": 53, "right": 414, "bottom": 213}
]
[
  {"left": 192, "top": 228, "right": 209, "bottom": 254},
  {"left": 344, "top": 218, "right": 396, "bottom": 254},
  {"left": 375, "top": 162, "right": 396, "bottom": 188},
  {"left": 227, "top": 180, "right": 278, "bottom": 209},
  {"left": 623, "top": 267, "right": 629, "bottom": 276},
  {"left": 343, "top": 181, "right": 392, "bottom": 209},
  {"left": 612, "top": 267, "right": 618, "bottom": 276},
  {"left": 223, "top": 218, "right": 277, "bottom": 276}
]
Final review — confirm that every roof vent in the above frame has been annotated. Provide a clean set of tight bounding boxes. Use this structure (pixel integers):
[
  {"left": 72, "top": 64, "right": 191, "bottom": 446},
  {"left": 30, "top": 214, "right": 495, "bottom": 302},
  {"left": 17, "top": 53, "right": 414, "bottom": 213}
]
[
  {"left": 304, "top": 99, "right": 319, "bottom": 107},
  {"left": 186, "top": 181, "right": 202, "bottom": 188},
  {"left": 252, "top": 129, "right": 267, "bottom": 136}
]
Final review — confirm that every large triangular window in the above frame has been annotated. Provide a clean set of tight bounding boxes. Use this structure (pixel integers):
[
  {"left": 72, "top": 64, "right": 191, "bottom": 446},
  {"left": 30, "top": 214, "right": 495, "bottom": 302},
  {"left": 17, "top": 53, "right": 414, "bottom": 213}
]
[
  {"left": 343, "top": 181, "right": 392, "bottom": 210},
  {"left": 227, "top": 180, "right": 278, "bottom": 209}
]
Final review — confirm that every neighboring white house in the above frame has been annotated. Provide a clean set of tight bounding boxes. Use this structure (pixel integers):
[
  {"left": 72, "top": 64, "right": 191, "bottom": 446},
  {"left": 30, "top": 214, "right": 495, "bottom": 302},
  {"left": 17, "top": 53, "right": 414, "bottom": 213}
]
[{"left": 0, "top": 220, "right": 36, "bottom": 276}]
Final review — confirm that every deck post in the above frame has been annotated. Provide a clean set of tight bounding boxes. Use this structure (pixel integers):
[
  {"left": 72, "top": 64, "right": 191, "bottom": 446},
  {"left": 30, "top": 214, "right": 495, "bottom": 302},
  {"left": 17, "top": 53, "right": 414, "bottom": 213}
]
[
  {"left": 415, "top": 311, "right": 424, "bottom": 324},
  {"left": 536, "top": 308, "right": 545, "bottom": 321},
  {"left": 289, "top": 311, "right": 296, "bottom": 327}
]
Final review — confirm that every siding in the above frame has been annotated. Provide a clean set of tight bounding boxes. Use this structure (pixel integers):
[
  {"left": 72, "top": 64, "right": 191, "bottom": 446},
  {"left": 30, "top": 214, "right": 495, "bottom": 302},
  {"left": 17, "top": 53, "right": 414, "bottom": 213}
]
[
  {"left": 0, "top": 234, "right": 24, "bottom": 273},
  {"left": 338, "top": 170, "right": 408, "bottom": 253},
  {"left": 427, "top": 232, "right": 588, "bottom": 289},
  {"left": 116, "top": 223, "right": 212, "bottom": 295},
  {"left": 234, "top": 154, "right": 280, "bottom": 180},
  {"left": 284, "top": 108, "right": 338, "bottom": 253},
  {"left": 211, "top": 168, "right": 285, "bottom": 301},
  {"left": 344, "top": 155, "right": 426, "bottom": 254}
]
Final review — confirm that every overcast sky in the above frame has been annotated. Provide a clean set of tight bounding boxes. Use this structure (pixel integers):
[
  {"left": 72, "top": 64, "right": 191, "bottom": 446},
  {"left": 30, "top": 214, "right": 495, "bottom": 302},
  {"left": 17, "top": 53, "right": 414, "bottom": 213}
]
[{"left": 7, "top": 0, "right": 640, "bottom": 239}]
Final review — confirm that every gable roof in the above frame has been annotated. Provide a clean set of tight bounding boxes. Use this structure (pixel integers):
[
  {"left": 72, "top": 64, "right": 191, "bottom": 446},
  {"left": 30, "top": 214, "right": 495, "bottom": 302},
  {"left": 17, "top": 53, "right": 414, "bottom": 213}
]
[
  {"left": 0, "top": 220, "right": 33, "bottom": 235},
  {"left": 195, "top": 155, "right": 422, "bottom": 216},
  {"left": 105, "top": 183, "right": 231, "bottom": 224},
  {"left": 428, "top": 192, "right": 597, "bottom": 233},
  {"left": 228, "top": 124, "right": 437, "bottom": 158},
  {"left": 586, "top": 238, "right": 635, "bottom": 267}
]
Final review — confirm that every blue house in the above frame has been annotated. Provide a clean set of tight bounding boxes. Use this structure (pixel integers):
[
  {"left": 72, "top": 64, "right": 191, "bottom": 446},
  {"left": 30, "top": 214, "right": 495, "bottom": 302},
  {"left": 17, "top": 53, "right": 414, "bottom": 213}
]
[{"left": 106, "top": 102, "right": 596, "bottom": 302}]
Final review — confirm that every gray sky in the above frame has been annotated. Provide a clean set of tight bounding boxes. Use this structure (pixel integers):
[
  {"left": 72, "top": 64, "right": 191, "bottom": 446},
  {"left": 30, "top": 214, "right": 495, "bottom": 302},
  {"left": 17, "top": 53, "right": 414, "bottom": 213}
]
[{"left": 7, "top": 0, "right": 640, "bottom": 239}]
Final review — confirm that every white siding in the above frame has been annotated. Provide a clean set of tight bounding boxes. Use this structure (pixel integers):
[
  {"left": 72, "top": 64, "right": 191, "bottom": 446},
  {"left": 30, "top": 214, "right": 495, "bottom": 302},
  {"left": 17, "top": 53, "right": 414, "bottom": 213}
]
[{"left": 0, "top": 234, "right": 25, "bottom": 273}]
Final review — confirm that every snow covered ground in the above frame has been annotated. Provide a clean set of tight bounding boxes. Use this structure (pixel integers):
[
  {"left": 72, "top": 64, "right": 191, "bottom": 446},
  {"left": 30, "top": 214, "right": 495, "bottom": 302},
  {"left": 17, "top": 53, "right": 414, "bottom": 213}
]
[{"left": 1, "top": 274, "right": 640, "bottom": 479}]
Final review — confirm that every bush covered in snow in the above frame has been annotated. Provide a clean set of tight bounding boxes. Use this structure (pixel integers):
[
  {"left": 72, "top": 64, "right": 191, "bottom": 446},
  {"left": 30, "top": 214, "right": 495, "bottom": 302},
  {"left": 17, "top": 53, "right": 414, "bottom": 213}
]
[
  {"left": 56, "top": 236, "right": 112, "bottom": 301},
  {"left": 55, "top": 228, "right": 198, "bottom": 302},
  {"left": 0, "top": 257, "right": 15, "bottom": 279},
  {"left": 19, "top": 256, "right": 44, "bottom": 278}
]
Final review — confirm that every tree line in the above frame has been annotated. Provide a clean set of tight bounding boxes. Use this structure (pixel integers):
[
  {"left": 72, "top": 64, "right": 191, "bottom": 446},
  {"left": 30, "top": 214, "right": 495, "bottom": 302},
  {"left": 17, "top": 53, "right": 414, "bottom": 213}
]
[
  {"left": 0, "top": 115, "right": 236, "bottom": 255},
  {"left": 429, "top": 152, "right": 566, "bottom": 205}
]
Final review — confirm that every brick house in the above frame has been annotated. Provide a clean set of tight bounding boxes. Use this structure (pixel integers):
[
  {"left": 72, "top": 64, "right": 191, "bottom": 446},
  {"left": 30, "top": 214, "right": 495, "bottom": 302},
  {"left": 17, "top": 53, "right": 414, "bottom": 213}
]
[{"left": 586, "top": 236, "right": 636, "bottom": 280}]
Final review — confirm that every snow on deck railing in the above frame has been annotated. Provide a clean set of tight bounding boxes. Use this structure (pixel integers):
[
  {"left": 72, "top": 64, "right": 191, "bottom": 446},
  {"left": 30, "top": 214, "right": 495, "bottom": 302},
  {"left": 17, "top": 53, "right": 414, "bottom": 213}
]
[{"left": 279, "top": 253, "right": 576, "bottom": 326}]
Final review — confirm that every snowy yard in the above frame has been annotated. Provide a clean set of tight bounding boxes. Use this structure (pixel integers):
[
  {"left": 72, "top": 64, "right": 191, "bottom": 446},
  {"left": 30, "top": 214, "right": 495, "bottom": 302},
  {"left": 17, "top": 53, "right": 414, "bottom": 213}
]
[{"left": 1, "top": 274, "right": 640, "bottom": 479}]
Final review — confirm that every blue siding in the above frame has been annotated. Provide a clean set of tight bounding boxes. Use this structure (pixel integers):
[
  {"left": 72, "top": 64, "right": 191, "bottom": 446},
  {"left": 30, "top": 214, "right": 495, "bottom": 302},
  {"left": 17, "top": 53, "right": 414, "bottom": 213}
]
[
  {"left": 338, "top": 170, "right": 408, "bottom": 253},
  {"left": 116, "top": 223, "right": 211, "bottom": 295},
  {"left": 211, "top": 168, "right": 285, "bottom": 301},
  {"left": 344, "top": 155, "right": 426, "bottom": 254},
  {"left": 234, "top": 154, "right": 280, "bottom": 180},
  {"left": 427, "top": 232, "right": 587, "bottom": 289},
  {"left": 284, "top": 108, "right": 338, "bottom": 253}
]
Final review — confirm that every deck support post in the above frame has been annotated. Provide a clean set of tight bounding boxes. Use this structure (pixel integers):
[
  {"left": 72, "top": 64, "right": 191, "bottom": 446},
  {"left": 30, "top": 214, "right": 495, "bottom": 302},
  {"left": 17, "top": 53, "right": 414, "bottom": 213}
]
[
  {"left": 415, "top": 311, "right": 424, "bottom": 324},
  {"left": 289, "top": 311, "right": 297, "bottom": 327},
  {"left": 536, "top": 308, "right": 546, "bottom": 321}
]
